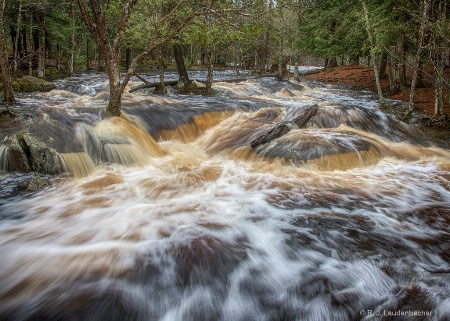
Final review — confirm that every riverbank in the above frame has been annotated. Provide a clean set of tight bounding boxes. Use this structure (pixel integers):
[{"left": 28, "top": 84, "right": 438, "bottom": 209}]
[{"left": 302, "top": 65, "right": 449, "bottom": 119}]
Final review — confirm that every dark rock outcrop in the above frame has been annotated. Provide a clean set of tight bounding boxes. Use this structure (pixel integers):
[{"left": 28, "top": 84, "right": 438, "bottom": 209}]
[{"left": 4, "top": 133, "right": 63, "bottom": 174}]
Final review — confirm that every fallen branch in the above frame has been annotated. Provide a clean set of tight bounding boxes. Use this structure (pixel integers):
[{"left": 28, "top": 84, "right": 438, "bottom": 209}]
[
  {"left": 128, "top": 74, "right": 279, "bottom": 93},
  {"left": 129, "top": 80, "right": 179, "bottom": 93}
]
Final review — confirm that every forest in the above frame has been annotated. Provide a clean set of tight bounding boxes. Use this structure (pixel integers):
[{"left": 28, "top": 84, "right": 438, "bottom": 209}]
[
  {"left": 0, "top": 0, "right": 449, "bottom": 120},
  {"left": 1, "top": 2, "right": 450, "bottom": 320}
]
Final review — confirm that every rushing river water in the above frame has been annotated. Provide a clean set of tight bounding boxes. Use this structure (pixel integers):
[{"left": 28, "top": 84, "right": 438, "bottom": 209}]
[{"left": 0, "top": 70, "right": 449, "bottom": 320}]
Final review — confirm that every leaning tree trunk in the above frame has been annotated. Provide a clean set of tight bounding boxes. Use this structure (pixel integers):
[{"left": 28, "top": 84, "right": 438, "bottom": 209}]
[
  {"left": 362, "top": 0, "right": 386, "bottom": 108},
  {"left": 0, "top": 0, "right": 14, "bottom": 104},
  {"left": 408, "top": 0, "right": 430, "bottom": 113},
  {"left": 173, "top": 43, "right": 190, "bottom": 88}
]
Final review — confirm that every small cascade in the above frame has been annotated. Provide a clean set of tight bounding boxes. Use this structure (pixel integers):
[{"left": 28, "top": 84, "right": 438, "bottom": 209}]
[
  {"left": 308, "top": 106, "right": 427, "bottom": 144},
  {"left": 59, "top": 153, "right": 95, "bottom": 178},
  {"left": 0, "top": 146, "right": 9, "bottom": 171},
  {"left": 62, "top": 84, "right": 97, "bottom": 96},
  {"left": 76, "top": 116, "right": 165, "bottom": 166},
  {"left": 157, "top": 110, "right": 235, "bottom": 142}
]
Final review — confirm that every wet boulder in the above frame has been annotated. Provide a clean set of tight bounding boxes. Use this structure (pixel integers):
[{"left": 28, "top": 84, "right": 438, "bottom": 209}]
[
  {"left": 0, "top": 110, "right": 16, "bottom": 119},
  {"left": 279, "top": 87, "right": 296, "bottom": 97},
  {"left": 5, "top": 133, "right": 64, "bottom": 174}
]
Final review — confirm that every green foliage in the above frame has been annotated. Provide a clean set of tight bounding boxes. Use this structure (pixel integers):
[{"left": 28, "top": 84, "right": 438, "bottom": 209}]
[{"left": 296, "top": 0, "right": 367, "bottom": 59}]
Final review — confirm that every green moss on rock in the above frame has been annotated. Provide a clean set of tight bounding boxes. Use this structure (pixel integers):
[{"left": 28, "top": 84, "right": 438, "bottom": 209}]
[
  {"left": 12, "top": 76, "right": 56, "bottom": 92},
  {"left": 6, "top": 133, "right": 64, "bottom": 174},
  {"left": 27, "top": 175, "right": 49, "bottom": 191}
]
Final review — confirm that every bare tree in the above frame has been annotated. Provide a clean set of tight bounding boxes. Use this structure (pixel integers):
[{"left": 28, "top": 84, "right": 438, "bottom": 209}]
[
  {"left": 76, "top": 0, "right": 209, "bottom": 117},
  {"left": 433, "top": 0, "right": 447, "bottom": 117},
  {"left": 361, "top": 0, "right": 385, "bottom": 108},
  {"left": 407, "top": 0, "right": 430, "bottom": 115},
  {"left": 0, "top": 0, "right": 15, "bottom": 104}
]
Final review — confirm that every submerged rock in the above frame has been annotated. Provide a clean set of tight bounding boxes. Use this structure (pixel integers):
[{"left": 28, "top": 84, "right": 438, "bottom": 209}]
[
  {"left": 27, "top": 175, "right": 49, "bottom": 191},
  {"left": 279, "top": 87, "right": 296, "bottom": 97},
  {"left": 0, "top": 110, "right": 16, "bottom": 119}
]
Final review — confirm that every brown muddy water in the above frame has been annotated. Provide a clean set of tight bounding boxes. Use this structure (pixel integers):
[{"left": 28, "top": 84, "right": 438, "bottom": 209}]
[{"left": 0, "top": 71, "right": 449, "bottom": 320}]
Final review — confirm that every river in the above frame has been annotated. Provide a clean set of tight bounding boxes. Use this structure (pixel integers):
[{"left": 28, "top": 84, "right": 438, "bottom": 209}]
[{"left": 0, "top": 70, "right": 449, "bottom": 320}]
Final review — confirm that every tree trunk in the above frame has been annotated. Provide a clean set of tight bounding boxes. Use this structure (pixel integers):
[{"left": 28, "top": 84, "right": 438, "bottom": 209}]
[
  {"left": 77, "top": 25, "right": 83, "bottom": 57},
  {"left": 106, "top": 63, "right": 122, "bottom": 117},
  {"left": 328, "top": 57, "right": 338, "bottom": 67},
  {"left": 349, "top": 55, "right": 359, "bottom": 65},
  {"left": 206, "top": 49, "right": 213, "bottom": 90},
  {"left": 37, "top": 20, "right": 45, "bottom": 78},
  {"left": 173, "top": 43, "right": 190, "bottom": 88},
  {"left": 155, "top": 46, "right": 165, "bottom": 94},
  {"left": 56, "top": 43, "right": 62, "bottom": 71},
  {"left": 67, "top": 0, "right": 75, "bottom": 77},
  {"left": 362, "top": 0, "right": 386, "bottom": 108},
  {"left": 408, "top": 0, "right": 430, "bottom": 112},
  {"left": 13, "top": 0, "right": 22, "bottom": 72},
  {"left": 395, "top": 34, "right": 406, "bottom": 88},
  {"left": 27, "top": 11, "right": 33, "bottom": 76},
  {"left": 294, "top": 62, "right": 300, "bottom": 81},
  {"left": 434, "top": 0, "right": 446, "bottom": 117},
  {"left": 379, "top": 50, "right": 387, "bottom": 79},
  {"left": 125, "top": 46, "right": 131, "bottom": 71},
  {"left": 277, "top": 0, "right": 284, "bottom": 80},
  {"left": 388, "top": 51, "right": 397, "bottom": 94},
  {"left": 86, "top": 37, "right": 89, "bottom": 70},
  {"left": 0, "top": 0, "right": 14, "bottom": 104}
]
